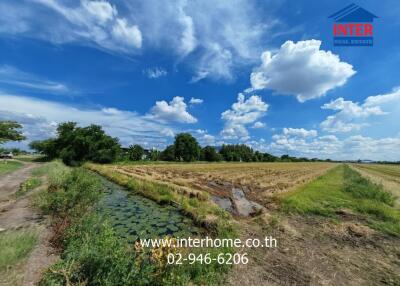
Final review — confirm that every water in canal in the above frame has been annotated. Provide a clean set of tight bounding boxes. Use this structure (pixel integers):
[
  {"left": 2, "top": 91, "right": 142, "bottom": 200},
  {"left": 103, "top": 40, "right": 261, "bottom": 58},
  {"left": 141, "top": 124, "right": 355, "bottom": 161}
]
[{"left": 97, "top": 177, "right": 201, "bottom": 242}]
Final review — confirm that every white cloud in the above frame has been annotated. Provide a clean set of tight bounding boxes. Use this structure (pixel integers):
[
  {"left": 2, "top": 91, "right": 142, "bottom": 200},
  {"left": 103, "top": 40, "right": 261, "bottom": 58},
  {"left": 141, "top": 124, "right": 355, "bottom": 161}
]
[
  {"left": 148, "top": 96, "right": 197, "bottom": 123},
  {"left": 160, "top": 128, "right": 175, "bottom": 137},
  {"left": 267, "top": 129, "right": 400, "bottom": 161},
  {"left": 112, "top": 18, "right": 142, "bottom": 48},
  {"left": 320, "top": 89, "right": 400, "bottom": 133},
  {"left": 144, "top": 67, "right": 168, "bottom": 79},
  {"left": 248, "top": 40, "right": 356, "bottom": 102},
  {"left": 0, "top": 0, "right": 273, "bottom": 81},
  {"left": 221, "top": 93, "right": 268, "bottom": 140},
  {"left": 0, "top": 65, "right": 69, "bottom": 94},
  {"left": 252, "top": 121, "right": 265, "bottom": 129},
  {"left": 283, "top": 127, "right": 317, "bottom": 138},
  {"left": 0, "top": 92, "right": 179, "bottom": 149},
  {"left": 189, "top": 97, "right": 203, "bottom": 104},
  {"left": 29, "top": 0, "right": 142, "bottom": 53}
]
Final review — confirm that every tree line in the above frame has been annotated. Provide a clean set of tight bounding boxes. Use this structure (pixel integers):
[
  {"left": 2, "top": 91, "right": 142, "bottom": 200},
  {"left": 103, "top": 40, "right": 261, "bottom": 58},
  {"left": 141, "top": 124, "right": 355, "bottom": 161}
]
[
  {"left": 1, "top": 120, "right": 334, "bottom": 166},
  {"left": 25, "top": 122, "right": 334, "bottom": 166}
]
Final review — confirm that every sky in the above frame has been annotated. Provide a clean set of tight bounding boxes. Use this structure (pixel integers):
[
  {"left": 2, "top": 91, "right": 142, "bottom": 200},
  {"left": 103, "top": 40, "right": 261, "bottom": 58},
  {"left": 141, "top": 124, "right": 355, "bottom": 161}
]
[{"left": 0, "top": 0, "right": 399, "bottom": 161}]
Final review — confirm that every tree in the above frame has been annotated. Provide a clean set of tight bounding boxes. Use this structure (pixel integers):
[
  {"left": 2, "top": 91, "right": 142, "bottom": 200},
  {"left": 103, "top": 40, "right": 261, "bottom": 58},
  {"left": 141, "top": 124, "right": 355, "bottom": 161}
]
[
  {"left": 0, "top": 121, "right": 26, "bottom": 144},
  {"left": 29, "top": 122, "right": 120, "bottom": 166},
  {"left": 128, "top": 144, "right": 144, "bottom": 161},
  {"left": 149, "top": 149, "right": 161, "bottom": 161},
  {"left": 160, "top": 145, "right": 175, "bottom": 161},
  {"left": 202, "top": 146, "right": 221, "bottom": 162},
  {"left": 173, "top": 133, "right": 200, "bottom": 162}
]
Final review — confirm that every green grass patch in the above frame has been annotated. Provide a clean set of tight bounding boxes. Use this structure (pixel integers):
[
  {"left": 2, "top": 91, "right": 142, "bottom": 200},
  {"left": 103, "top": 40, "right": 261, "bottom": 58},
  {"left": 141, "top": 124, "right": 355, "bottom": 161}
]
[
  {"left": 0, "top": 161, "right": 23, "bottom": 176},
  {"left": 0, "top": 229, "right": 38, "bottom": 270},
  {"left": 15, "top": 177, "right": 42, "bottom": 198},
  {"left": 281, "top": 165, "right": 400, "bottom": 236}
]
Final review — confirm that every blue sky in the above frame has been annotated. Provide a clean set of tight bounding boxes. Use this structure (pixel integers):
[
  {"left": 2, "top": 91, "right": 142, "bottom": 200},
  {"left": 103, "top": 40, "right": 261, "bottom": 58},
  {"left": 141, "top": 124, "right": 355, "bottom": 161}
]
[{"left": 0, "top": 0, "right": 399, "bottom": 160}]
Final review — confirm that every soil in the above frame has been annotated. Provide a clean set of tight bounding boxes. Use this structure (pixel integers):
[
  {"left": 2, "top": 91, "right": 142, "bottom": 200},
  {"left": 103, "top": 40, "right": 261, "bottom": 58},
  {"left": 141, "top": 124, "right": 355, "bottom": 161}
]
[
  {"left": 226, "top": 215, "right": 400, "bottom": 286},
  {"left": 0, "top": 162, "right": 57, "bottom": 286}
]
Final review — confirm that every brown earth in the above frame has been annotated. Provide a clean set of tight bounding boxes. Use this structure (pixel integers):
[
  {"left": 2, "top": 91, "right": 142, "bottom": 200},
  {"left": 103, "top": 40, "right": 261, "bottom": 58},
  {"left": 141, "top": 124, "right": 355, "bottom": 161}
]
[
  {"left": 226, "top": 215, "right": 400, "bottom": 286},
  {"left": 0, "top": 162, "right": 57, "bottom": 286}
]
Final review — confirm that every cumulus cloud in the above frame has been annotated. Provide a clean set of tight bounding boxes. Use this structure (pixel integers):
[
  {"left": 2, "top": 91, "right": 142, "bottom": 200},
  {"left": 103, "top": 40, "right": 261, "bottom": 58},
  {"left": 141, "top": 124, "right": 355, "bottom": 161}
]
[
  {"left": 221, "top": 93, "right": 268, "bottom": 140},
  {"left": 283, "top": 127, "right": 317, "bottom": 138},
  {"left": 320, "top": 89, "right": 400, "bottom": 133},
  {"left": 189, "top": 97, "right": 203, "bottom": 105},
  {"left": 267, "top": 129, "right": 400, "bottom": 161},
  {"left": 144, "top": 67, "right": 168, "bottom": 79},
  {"left": 252, "top": 121, "right": 265, "bottom": 129},
  {"left": 248, "top": 40, "right": 356, "bottom": 102},
  {"left": 0, "top": 65, "right": 69, "bottom": 94},
  {"left": 148, "top": 96, "right": 197, "bottom": 123},
  {"left": 0, "top": 93, "right": 179, "bottom": 149}
]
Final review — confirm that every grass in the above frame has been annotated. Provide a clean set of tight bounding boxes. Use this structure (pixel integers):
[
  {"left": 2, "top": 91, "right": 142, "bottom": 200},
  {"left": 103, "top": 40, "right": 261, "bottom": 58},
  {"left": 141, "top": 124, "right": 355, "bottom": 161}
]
[
  {"left": 0, "top": 161, "right": 23, "bottom": 176},
  {"left": 281, "top": 165, "right": 400, "bottom": 236},
  {"left": 15, "top": 177, "right": 42, "bottom": 198},
  {"left": 15, "top": 155, "right": 47, "bottom": 163},
  {"left": 0, "top": 229, "right": 38, "bottom": 270},
  {"left": 0, "top": 229, "right": 38, "bottom": 285}
]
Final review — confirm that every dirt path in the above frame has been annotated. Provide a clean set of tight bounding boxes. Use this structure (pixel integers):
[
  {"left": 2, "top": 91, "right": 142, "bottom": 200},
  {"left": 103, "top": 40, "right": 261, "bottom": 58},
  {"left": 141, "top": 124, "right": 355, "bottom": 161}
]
[
  {"left": 0, "top": 162, "right": 57, "bottom": 286},
  {"left": 0, "top": 162, "right": 38, "bottom": 204}
]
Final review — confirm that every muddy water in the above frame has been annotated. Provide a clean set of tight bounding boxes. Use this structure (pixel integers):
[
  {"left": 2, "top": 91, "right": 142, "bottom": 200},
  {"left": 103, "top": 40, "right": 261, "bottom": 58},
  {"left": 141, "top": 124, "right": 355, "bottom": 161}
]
[{"left": 97, "top": 177, "right": 200, "bottom": 242}]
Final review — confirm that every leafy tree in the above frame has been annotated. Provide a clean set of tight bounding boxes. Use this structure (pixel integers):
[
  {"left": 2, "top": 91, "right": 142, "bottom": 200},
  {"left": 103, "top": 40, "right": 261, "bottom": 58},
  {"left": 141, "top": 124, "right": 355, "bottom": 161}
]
[
  {"left": 0, "top": 121, "right": 26, "bottom": 144},
  {"left": 219, "top": 144, "right": 254, "bottom": 162},
  {"left": 29, "top": 122, "right": 120, "bottom": 166},
  {"left": 202, "top": 146, "right": 221, "bottom": 162},
  {"left": 128, "top": 144, "right": 144, "bottom": 161},
  {"left": 262, "top": 152, "right": 277, "bottom": 162},
  {"left": 173, "top": 133, "right": 200, "bottom": 162},
  {"left": 149, "top": 149, "right": 161, "bottom": 161},
  {"left": 160, "top": 145, "right": 175, "bottom": 161}
]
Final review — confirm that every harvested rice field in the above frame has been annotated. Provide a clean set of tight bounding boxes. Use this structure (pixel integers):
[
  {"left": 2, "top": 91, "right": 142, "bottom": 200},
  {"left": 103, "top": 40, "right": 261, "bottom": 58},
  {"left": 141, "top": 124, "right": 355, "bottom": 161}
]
[{"left": 104, "top": 162, "right": 337, "bottom": 207}]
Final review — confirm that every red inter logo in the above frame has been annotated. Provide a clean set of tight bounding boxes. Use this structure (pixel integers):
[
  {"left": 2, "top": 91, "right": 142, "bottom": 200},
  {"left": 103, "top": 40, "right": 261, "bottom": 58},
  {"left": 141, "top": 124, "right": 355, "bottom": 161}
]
[{"left": 333, "top": 23, "right": 373, "bottom": 37}]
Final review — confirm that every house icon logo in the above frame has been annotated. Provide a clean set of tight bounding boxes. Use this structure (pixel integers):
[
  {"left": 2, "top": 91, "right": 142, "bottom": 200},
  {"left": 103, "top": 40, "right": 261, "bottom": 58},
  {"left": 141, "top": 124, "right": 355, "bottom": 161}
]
[{"left": 329, "top": 3, "right": 378, "bottom": 46}]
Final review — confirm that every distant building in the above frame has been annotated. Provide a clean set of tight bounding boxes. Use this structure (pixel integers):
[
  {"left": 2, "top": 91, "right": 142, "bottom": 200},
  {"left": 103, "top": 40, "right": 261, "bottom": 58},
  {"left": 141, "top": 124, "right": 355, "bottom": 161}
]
[{"left": 0, "top": 152, "right": 13, "bottom": 159}]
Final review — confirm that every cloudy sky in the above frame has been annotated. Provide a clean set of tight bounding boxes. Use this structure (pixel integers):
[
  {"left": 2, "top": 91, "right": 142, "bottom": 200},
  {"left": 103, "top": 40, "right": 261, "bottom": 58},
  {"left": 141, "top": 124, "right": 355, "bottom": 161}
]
[{"left": 0, "top": 0, "right": 399, "bottom": 160}]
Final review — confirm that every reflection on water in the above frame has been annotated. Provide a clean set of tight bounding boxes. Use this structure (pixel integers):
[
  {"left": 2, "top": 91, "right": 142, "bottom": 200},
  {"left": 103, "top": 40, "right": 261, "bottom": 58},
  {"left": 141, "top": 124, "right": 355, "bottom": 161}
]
[{"left": 97, "top": 177, "right": 200, "bottom": 242}]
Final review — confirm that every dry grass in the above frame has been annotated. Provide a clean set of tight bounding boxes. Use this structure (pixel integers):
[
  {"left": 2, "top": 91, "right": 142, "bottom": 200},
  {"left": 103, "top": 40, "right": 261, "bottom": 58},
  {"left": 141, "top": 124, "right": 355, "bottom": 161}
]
[
  {"left": 352, "top": 164, "right": 400, "bottom": 206},
  {"left": 105, "top": 162, "right": 336, "bottom": 206}
]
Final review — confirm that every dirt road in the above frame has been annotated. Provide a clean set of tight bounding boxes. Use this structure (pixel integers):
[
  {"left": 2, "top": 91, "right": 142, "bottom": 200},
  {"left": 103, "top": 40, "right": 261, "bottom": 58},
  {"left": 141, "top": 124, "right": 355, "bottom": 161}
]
[{"left": 0, "top": 162, "right": 57, "bottom": 286}]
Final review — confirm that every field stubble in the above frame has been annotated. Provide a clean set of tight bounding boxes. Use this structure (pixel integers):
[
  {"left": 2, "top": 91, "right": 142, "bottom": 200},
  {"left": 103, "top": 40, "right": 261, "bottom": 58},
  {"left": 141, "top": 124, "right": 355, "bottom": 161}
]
[{"left": 111, "top": 162, "right": 337, "bottom": 207}]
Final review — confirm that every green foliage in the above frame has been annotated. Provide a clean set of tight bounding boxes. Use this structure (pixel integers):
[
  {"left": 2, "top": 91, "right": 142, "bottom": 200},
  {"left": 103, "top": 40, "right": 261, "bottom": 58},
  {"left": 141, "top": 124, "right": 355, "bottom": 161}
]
[
  {"left": 0, "top": 121, "right": 26, "bottom": 144},
  {"left": 202, "top": 146, "right": 221, "bottom": 162},
  {"left": 219, "top": 144, "right": 277, "bottom": 162},
  {"left": 0, "top": 161, "right": 23, "bottom": 176},
  {"left": 281, "top": 165, "right": 400, "bottom": 236},
  {"left": 128, "top": 144, "right": 145, "bottom": 161},
  {"left": 39, "top": 167, "right": 102, "bottom": 220},
  {"left": 343, "top": 166, "right": 395, "bottom": 205},
  {"left": 160, "top": 145, "right": 175, "bottom": 161},
  {"left": 29, "top": 122, "right": 121, "bottom": 166},
  {"left": 173, "top": 133, "right": 200, "bottom": 162},
  {"left": 0, "top": 229, "right": 37, "bottom": 270},
  {"left": 16, "top": 177, "right": 42, "bottom": 197}
]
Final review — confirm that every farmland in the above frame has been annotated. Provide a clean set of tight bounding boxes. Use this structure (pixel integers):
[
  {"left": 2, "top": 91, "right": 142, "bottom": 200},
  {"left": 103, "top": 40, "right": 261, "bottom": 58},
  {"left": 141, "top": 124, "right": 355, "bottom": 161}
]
[
  {"left": 87, "top": 162, "right": 400, "bottom": 285},
  {"left": 103, "top": 162, "right": 337, "bottom": 207},
  {"left": 352, "top": 164, "right": 400, "bottom": 205}
]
